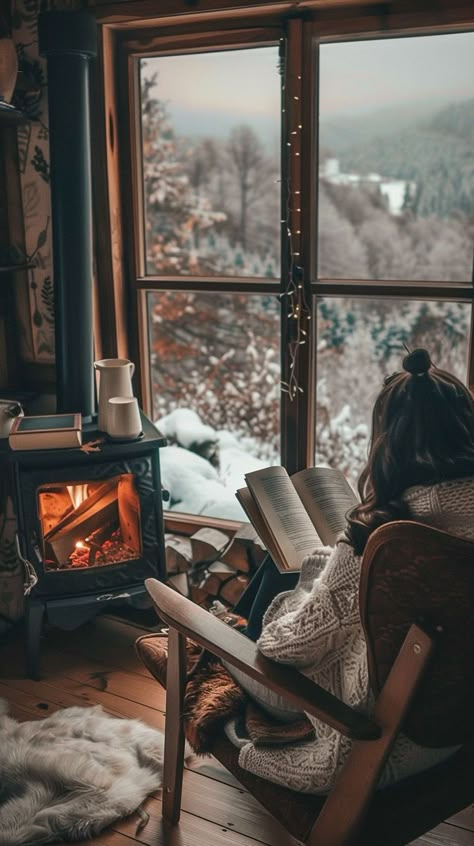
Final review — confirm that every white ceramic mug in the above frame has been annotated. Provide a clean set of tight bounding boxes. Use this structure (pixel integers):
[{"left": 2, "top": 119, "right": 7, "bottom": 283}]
[
  {"left": 107, "top": 396, "right": 142, "bottom": 440},
  {"left": 94, "top": 359, "right": 135, "bottom": 432}
]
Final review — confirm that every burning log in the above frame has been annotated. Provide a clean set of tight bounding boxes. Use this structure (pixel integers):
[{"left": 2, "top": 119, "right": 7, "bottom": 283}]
[
  {"left": 68, "top": 528, "right": 136, "bottom": 569},
  {"left": 38, "top": 487, "right": 74, "bottom": 535},
  {"left": 44, "top": 478, "right": 119, "bottom": 564},
  {"left": 118, "top": 475, "right": 141, "bottom": 554}
]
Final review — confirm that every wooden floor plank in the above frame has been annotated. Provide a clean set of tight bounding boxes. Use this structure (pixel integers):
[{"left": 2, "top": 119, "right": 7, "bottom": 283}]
[
  {"left": 27, "top": 669, "right": 167, "bottom": 727},
  {"left": 0, "top": 675, "right": 131, "bottom": 718},
  {"left": 447, "top": 807, "right": 474, "bottom": 833},
  {"left": 1, "top": 699, "right": 47, "bottom": 722},
  {"left": 177, "top": 768, "right": 296, "bottom": 845},
  {"left": 112, "top": 790, "right": 296, "bottom": 846},
  {"left": 76, "top": 833, "right": 140, "bottom": 846},
  {"left": 0, "top": 677, "right": 127, "bottom": 717},
  {"left": 39, "top": 644, "right": 166, "bottom": 710},
  {"left": 410, "top": 823, "right": 474, "bottom": 845},
  {"left": 185, "top": 754, "right": 244, "bottom": 790},
  {"left": 45, "top": 617, "right": 154, "bottom": 678}
]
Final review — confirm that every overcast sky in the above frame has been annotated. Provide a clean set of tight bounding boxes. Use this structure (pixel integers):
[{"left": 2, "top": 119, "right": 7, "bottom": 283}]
[
  {"left": 142, "top": 31, "right": 473, "bottom": 138},
  {"left": 143, "top": 47, "right": 280, "bottom": 141},
  {"left": 320, "top": 31, "right": 474, "bottom": 117}
]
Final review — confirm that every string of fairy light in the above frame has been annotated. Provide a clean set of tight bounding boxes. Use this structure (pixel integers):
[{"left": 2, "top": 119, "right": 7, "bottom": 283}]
[{"left": 278, "top": 35, "right": 311, "bottom": 401}]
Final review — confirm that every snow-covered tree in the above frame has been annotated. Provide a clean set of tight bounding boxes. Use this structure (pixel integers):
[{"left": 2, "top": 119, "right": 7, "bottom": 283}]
[
  {"left": 142, "top": 71, "right": 226, "bottom": 275},
  {"left": 150, "top": 291, "right": 280, "bottom": 459},
  {"left": 226, "top": 124, "right": 276, "bottom": 251}
]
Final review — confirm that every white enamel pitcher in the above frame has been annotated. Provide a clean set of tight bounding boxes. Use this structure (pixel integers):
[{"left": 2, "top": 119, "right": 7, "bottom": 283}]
[{"left": 94, "top": 358, "right": 135, "bottom": 432}]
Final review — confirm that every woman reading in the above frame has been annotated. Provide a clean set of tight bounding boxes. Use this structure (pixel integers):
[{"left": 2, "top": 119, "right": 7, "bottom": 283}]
[{"left": 223, "top": 348, "right": 474, "bottom": 793}]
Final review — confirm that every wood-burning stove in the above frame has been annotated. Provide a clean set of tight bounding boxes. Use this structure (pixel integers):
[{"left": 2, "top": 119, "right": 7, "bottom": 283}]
[{"left": 10, "top": 414, "right": 166, "bottom": 678}]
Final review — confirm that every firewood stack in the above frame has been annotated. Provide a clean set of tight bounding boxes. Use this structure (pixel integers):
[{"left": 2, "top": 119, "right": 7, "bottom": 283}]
[{"left": 165, "top": 523, "right": 267, "bottom": 610}]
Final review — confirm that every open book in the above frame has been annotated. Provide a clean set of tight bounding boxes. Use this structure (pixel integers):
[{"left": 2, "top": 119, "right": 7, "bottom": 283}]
[{"left": 236, "top": 465, "right": 358, "bottom": 573}]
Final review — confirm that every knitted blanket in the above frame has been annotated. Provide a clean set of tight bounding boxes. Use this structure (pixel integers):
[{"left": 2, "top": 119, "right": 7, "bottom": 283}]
[{"left": 135, "top": 633, "right": 314, "bottom": 753}]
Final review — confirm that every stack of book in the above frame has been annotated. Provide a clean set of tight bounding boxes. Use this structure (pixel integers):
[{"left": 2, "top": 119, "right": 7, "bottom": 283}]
[{"left": 9, "top": 413, "right": 82, "bottom": 451}]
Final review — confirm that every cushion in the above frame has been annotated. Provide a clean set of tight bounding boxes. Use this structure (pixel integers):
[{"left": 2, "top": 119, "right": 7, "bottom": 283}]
[{"left": 360, "top": 521, "right": 474, "bottom": 746}]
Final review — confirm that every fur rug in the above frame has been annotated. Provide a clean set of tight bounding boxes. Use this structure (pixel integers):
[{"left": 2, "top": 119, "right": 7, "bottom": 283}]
[{"left": 0, "top": 699, "right": 165, "bottom": 845}]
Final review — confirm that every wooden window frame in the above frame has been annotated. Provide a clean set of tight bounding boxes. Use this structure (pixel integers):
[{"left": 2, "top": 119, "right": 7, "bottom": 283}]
[{"left": 92, "top": 0, "right": 474, "bottom": 530}]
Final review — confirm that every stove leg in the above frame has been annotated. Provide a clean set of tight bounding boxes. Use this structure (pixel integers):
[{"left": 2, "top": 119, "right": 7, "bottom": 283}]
[{"left": 26, "top": 600, "right": 45, "bottom": 680}]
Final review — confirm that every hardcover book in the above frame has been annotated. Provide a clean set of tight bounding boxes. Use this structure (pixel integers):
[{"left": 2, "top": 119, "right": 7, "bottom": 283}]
[
  {"left": 8, "top": 413, "right": 82, "bottom": 451},
  {"left": 236, "top": 465, "right": 358, "bottom": 573}
]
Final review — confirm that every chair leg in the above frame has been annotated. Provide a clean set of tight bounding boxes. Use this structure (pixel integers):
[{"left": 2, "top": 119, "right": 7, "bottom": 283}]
[{"left": 162, "top": 627, "right": 187, "bottom": 825}]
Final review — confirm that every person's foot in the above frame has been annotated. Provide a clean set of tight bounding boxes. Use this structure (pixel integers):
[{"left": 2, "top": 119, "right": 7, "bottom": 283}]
[{"left": 208, "top": 600, "right": 247, "bottom": 632}]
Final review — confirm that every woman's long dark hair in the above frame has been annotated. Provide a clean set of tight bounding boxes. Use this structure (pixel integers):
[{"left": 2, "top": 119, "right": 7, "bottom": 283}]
[{"left": 346, "top": 349, "right": 474, "bottom": 555}]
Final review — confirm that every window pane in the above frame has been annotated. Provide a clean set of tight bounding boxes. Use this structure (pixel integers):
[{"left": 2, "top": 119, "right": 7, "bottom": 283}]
[
  {"left": 148, "top": 292, "right": 280, "bottom": 520},
  {"left": 315, "top": 298, "right": 470, "bottom": 488},
  {"left": 140, "top": 47, "right": 280, "bottom": 278},
  {"left": 318, "top": 33, "right": 474, "bottom": 281}
]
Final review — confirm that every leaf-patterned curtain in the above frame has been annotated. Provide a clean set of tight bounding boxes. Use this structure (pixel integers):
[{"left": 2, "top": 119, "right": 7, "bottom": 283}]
[{"left": 0, "top": 0, "right": 84, "bottom": 630}]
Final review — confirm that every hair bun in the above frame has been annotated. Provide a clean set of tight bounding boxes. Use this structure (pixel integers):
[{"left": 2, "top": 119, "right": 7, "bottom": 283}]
[{"left": 403, "top": 348, "right": 432, "bottom": 376}]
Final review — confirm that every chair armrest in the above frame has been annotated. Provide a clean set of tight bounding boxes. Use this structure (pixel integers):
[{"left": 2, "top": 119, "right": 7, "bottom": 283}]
[{"left": 145, "top": 579, "right": 379, "bottom": 740}]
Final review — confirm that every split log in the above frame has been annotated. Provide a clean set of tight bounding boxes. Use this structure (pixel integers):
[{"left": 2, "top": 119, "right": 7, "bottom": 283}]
[
  {"left": 207, "top": 560, "right": 239, "bottom": 580},
  {"left": 44, "top": 479, "right": 119, "bottom": 564},
  {"left": 219, "top": 574, "right": 249, "bottom": 605},
  {"left": 165, "top": 534, "right": 193, "bottom": 574},
  {"left": 190, "top": 582, "right": 209, "bottom": 606},
  {"left": 220, "top": 522, "right": 267, "bottom": 572},
  {"left": 167, "top": 572, "right": 190, "bottom": 598},
  {"left": 118, "top": 475, "right": 141, "bottom": 554},
  {"left": 189, "top": 527, "right": 231, "bottom": 565},
  {"left": 38, "top": 487, "right": 74, "bottom": 536},
  {"left": 199, "top": 572, "right": 224, "bottom": 599},
  {"left": 44, "top": 478, "right": 117, "bottom": 538}
]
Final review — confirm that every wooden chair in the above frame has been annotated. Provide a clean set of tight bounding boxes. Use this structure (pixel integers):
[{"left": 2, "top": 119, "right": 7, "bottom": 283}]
[{"left": 144, "top": 521, "right": 474, "bottom": 846}]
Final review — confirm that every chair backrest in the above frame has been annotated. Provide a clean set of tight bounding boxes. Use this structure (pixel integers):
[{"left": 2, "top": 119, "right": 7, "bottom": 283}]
[{"left": 359, "top": 520, "right": 474, "bottom": 748}]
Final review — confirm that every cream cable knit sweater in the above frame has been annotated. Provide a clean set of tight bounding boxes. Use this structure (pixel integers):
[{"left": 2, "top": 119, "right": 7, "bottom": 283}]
[{"left": 233, "top": 476, "right": 474, "bottom": 794}]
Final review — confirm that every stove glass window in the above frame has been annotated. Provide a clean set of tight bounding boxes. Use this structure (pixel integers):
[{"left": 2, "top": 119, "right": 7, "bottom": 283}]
[{"left": 37, "top": 474, "right": 142, "bottom": 570}]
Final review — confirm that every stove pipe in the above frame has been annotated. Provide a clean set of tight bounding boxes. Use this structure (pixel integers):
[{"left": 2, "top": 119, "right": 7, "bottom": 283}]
[{"left": 39, "top": 10, "right": 97, "bottom": 419}]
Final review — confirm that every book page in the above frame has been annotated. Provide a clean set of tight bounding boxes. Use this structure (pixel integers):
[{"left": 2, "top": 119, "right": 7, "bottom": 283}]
[
  {"left": 291, "top": 466, "right": 358, "bottom": 547},
  {"left": 244, "top": 466, "right": 323, "bottom": 572},
  {"left": 236, "top": 488, "right": 283, "bottom": 567}
]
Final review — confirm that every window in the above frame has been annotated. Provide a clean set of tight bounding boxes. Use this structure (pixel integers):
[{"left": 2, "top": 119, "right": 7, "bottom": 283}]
[
  {"left": 318, "top": 33, "right": 474, "bottom": 283},
  {"left": 315, "top": 31, "right": 474, "bottom": 483},
  {"left": 147, "top": 290, "right": 280, "bottom": 519},
  {"left": 140, "top": 50, "right": 280, "bottom": 278},
  {"left": 129, "top": 39, "right": 282, "bottom": 522},
  {"left": 106, "top": 7, "right": 474, "bottom": 525}
]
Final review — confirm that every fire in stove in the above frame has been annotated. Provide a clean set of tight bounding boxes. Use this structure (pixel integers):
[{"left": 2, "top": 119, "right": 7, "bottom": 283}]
[{"left": 37, "top": 474, "right": 142, "bottom": 570}]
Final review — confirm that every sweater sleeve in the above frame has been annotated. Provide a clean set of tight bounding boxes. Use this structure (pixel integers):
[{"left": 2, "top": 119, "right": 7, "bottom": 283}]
[{"left": 257, "top": 542, "right": 361, "bottom": 669}]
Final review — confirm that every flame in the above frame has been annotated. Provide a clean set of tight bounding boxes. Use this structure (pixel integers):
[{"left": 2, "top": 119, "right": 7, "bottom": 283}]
[{"left": 67, "top": 485, "right": 89, "bottom": 510}]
